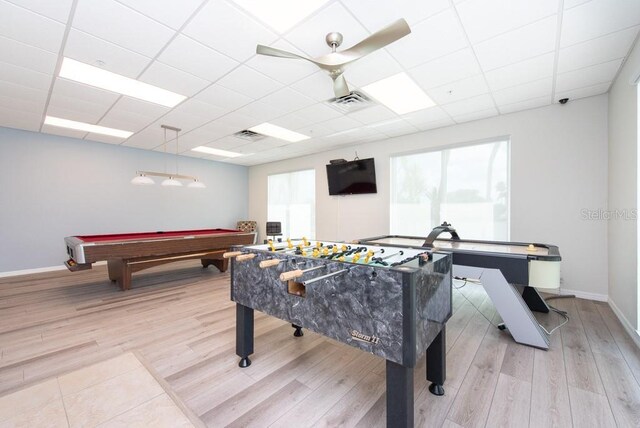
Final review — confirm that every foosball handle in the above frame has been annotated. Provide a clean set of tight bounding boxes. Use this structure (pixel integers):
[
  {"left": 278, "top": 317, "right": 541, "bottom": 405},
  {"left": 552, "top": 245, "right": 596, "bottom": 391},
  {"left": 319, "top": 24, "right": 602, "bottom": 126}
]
[
  {"left": 259, "top": 259, "right": 281, "bottom": 268},
  {"left": 236, "top": 253, "right": 257, "bottom": 262},
  {"left": 280, "top": 269, "right": 303, "bottom": 281},
  {"left": 223, "top": 251, "right": 242, "bottom": 258}
]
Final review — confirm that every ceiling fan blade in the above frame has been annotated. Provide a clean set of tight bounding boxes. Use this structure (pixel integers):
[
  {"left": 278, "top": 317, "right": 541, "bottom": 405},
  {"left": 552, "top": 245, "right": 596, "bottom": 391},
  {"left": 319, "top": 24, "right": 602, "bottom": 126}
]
[
  {"left": 256, "top": 45, "right": 311, "bottom": 61},
  {"left": 332, "top": 74, "right": 350, "bottom": 98},
  {"left": 340, "top": 18, "right": 411, "bottom": 59}
]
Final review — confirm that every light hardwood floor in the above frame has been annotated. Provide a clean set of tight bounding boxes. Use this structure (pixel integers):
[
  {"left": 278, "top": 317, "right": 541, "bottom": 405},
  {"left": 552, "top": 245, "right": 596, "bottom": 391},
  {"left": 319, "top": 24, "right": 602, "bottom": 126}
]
[{"left": 1, "top": 261, "right": 639, "bottom": 427}]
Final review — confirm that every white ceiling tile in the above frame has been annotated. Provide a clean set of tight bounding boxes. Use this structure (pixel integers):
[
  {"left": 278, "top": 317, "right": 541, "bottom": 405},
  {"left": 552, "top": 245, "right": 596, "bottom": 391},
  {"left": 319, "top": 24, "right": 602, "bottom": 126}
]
[
  {"left": 215, "top": 111, "right": 261, "bottom": 130},
  {"left": 497, "top": 96, "right": 551, "bottom": 114},
  {"left": 346, "top": 105, "right": 397, "bottom": 124},
  {"left": 99, "top": 110, "right": 152, "bottom": 133},
  {"left": 183, "top": 0, "right": 278, "bottom": 62},
  {"left": 294, "top": 102, "right": 343, "bottom": 123},
  {"left": 245, "top": 40, "right": 317, "bottom": 85},
  {"left": 0, "top": 35, "right": 58, "bottom": 74},
  {"left": 491, "top": 77, "right": 552, "bottom": 105},
  {"left": 555, "top": 58, "right": 622, "bottom": 92},
  {"left": 217, "top": 65, "right": 283, "bottom": 99},
  {"left": 0, "top": 80, "right": 48, "bottom": 107},
  {"left": 561, "top": 0, "right": 640, "bottom": 48},
  {"left": 46, "top": 102, "right": 111, "bottom": 124},
  {"left": 402, "top": 106, "right": 451, "bottom": 127},
  {"left": 371, "top": 119, "right": 419, "bottom": 137},
  {"left": 234, "top": 100, "right": 288, "bottom": 122},
  {"left": 456, "top": 0, "right": 559, "bottom": 44},
  {"left": 159, "top": 107, "right": 218, "bottom": 132},
  {"left": 116, "top": 0, "right": 205, "bottom": 30},
  {"left": 346, "top": 49, "right": 403, "bottom": 88},
  {"left": 0, "top": 104, "right": 41, "bottom": 131},
  {"left": 0, "top": 1, "right": 65, "bottom": 53},
  {"left": 84, "top": 133, "right": 126, "bottom": 145},
  {"left": 427, "top": 74, "right": 490, "bottom": 105},
  {"left": 320, "top": 115, "right": 362, "bottom": 133},
  {"left": 122, "top": 126, "right": 166, "bottom": 149},
  {"left": 270, "top": 113, "right": 315, "bottom": 130},
  {"left": 409, "top": 48, "right": 481, "bottom": 90},
  {"left": 158, "top": 35, "right": 239, "bottom": 82},
  {"left": 416, "top": 117, "right": 455, "bottom": 131},
  {"left": 140, "top": 62, "right": 210, "bottom": 97},
  {"left": 73, "top": 0, "right": 175, "bottom": 57},
  {"left": 64, "top": 29, "right": 152, "bottom": 79},
  {"left": 52, "top": 78, "right": 120, "bottom": 106},
  {"left": 207, "top": 135, "right": 249, "bottom": 150},
  {"left": 558, "top": 26, "right": 639, "bottom": 73},
  {"left": 110, "top": 96, "right": 171, "bottom": 122},
  {"left": 259, "top": 88, "right": 317, "bottom": 115},
  {"left": 341, "top": 0, "right": 450, "bottom": 32},
  {"left": 290, "top": 71, "right": 336, "bottom": 102},
  {"left": 172, "top": 99, "right": 227, "bottom": 122},
  {"left": 555, "top": 81, "right": 611, "bottom": 101},
  {"left": 0, "top": 92, "right": 45, "bottom": 115},
  {"left": 195, "top": 84, "right": 253, "bottom": 111},
  {"left": 386, "top": 8, "right": 468, "bottom": 69},
  {"left": 452, "top": 107, "right": 499, "bottom": 124},
  {"left": 441, "top": 93, "right": 495, "bottom": 116},
  {"left": 294, "top": 123, "right": 334, "bottom": 138},
  {"left": 6, "top": 0, "right": 73, "bottom": 23},
  {"left": 564, "top": 0, "right": 591, "bottom": 8},
  {"left": 484, "top": 52, "right": 555, "bottom": 91},
  {"left": 0, "top": 60, "right": 51, "bottom": 91},
  {"left": 474, "top": 15, "right": 557, "bottom": 71},
  {"left": 286, "top": 2, "right": 369, "bottom": 57}
]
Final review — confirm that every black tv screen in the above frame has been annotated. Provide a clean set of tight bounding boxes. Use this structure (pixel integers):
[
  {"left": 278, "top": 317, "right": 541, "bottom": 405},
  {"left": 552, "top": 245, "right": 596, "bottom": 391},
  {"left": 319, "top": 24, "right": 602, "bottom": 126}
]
[{"left": 326, "top": 158, "right": 377, "bottom": 195}]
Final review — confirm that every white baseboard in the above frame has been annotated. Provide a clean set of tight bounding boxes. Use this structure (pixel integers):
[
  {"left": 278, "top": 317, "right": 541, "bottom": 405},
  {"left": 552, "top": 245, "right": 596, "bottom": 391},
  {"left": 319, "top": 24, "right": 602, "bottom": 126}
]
[
  {"left": 608, "top": 298, "right": 640, "bottom": 349},
  {"left": 0, "top": 261, "right": 106, "bottom": 279},
  {"left": 558, "top": 287, "right": 608, "bottom": 302}
]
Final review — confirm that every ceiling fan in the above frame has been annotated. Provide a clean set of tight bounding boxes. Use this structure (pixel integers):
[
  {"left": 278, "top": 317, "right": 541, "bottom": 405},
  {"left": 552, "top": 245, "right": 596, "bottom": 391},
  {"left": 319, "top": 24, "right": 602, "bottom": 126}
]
[{"left": 256, "top": 19, "right": 411, "bottom": 98}]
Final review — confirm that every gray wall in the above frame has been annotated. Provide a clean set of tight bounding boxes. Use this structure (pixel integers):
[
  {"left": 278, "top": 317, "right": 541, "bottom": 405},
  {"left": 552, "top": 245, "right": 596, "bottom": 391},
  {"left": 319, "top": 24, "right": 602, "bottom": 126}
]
[
  {"left": 249, "top": 95, "right": 609, "bottom": 300},
  {"left": 0, "top": 127, "right": 249, "bottom": 272},
  {"left": 608, "top": 38, "right": 640, "bottom": 331}
]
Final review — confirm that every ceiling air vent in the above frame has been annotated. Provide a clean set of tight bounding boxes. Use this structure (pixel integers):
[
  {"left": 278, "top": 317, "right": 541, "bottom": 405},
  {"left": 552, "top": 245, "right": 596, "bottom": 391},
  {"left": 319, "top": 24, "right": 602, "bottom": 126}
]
[
  {"left": 326, "top": 91, "right": 375, "bottom": 114},
  {"left": 233, "top": 129, "right": 266, "bottom": 142}
]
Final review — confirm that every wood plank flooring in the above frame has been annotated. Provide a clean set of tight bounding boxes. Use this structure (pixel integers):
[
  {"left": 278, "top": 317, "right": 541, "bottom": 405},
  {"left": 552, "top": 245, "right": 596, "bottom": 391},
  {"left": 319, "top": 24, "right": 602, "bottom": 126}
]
[{"left": 1, "top": 261, "right": 639, "bottom": 427}]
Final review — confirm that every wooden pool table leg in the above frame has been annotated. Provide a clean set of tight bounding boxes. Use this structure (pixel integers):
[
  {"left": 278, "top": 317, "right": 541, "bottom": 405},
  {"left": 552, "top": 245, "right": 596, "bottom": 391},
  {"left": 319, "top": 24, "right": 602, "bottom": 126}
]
[
  {"left": 107, "top": 259, "right": 132, "bottom": 291},
  {"left": 201, "top": 257, "right": 228, "bottom": 272}
]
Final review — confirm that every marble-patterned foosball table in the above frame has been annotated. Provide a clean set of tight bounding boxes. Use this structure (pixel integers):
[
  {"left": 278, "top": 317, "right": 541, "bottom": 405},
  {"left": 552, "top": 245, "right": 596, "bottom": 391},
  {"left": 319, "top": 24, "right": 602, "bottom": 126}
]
[{"left": 225, "top": 239, "right": 452, "bottom": 428}]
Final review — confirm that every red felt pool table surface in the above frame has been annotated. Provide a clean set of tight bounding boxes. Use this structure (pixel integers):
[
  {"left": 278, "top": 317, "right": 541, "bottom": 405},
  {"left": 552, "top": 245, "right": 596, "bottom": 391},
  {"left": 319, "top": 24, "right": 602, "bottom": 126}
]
[{"left": 75, "top": 228, "right": 241, "bottom": 243}]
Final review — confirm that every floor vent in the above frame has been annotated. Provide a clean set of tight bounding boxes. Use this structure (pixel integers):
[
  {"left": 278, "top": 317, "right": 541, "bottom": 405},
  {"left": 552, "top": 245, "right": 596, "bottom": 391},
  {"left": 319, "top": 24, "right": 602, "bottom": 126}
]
[
  {"left": 234, "top": 129, "right": 266, "bottom": 142},
  {"left": 326, "top": 91, "right": 374, "bottom": 114}
]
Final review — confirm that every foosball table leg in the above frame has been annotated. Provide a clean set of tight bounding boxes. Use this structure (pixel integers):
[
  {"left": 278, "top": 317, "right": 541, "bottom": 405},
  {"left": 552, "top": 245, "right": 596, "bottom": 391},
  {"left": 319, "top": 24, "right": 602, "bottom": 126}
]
[
  {"left": 427, "top": 326, "right": 446, "bottom": 396},
  {"left": 236, "top": 304, "right": 254, "bottom": 368},
  {"left": 386, "top": 360, "right": 414, "bottom": 428},
  {"left": 292, "top": 324, "right": 304, "bottom": 337}
]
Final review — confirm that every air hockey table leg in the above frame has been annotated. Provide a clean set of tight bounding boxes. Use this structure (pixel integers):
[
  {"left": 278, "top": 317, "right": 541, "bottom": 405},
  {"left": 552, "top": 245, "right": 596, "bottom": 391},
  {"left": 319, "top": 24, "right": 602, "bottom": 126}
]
[
  {"left": 236, "top": 304, "right": 254, "bottom": 368},
  {"left": 386, "top": 360, "right": 414, "bottom": 428}
]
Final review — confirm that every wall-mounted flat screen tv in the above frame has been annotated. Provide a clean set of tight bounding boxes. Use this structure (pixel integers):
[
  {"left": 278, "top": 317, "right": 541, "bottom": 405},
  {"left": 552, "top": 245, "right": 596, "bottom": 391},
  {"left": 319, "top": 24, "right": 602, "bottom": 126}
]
[{"left": 326, "top": 158, "right": 377, "bottom": 195}]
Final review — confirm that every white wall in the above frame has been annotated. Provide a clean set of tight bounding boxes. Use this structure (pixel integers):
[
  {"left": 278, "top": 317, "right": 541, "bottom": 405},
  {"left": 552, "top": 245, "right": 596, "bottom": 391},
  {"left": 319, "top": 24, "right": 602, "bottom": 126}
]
[
  {"left": 608, "top": 38, "right": 640, "bottom": 330},
  {"left": 0, "top": 127, "right": 248, "bottom": 272},
  {"left": 249, "top": 95, "right": 609, "bottom": 298}
]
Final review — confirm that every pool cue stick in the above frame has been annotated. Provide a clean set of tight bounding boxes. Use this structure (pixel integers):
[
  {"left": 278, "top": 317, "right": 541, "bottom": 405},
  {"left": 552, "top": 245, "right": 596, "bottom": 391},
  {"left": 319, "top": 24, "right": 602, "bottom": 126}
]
[
  {"left": 280, "top": 264, "right": 326, "bottom": 281},
  {"left": 301, "top": 267, "right": 350, "bottom": 285}
]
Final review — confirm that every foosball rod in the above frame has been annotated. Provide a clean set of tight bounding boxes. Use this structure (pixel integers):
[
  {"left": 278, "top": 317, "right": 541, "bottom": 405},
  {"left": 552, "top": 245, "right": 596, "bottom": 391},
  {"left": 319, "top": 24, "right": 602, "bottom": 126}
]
[
  {"left": 280, "top": 264, "right": 326, "bottom": 281},
  {"left": 301, "top": 268, "right": 349, "bottom": 285},
  {"left": 267, "top": 238, "right": 308, "bottom": 251}
]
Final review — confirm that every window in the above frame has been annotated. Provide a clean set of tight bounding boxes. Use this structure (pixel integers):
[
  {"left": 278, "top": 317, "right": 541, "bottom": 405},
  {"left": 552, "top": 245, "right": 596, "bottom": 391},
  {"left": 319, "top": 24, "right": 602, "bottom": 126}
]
[
  {"left": 268, "top": 169, "right": 315, "bottom": 238},
  {"left": 390, "top": 139, "right": 510, "bottom": 240}
]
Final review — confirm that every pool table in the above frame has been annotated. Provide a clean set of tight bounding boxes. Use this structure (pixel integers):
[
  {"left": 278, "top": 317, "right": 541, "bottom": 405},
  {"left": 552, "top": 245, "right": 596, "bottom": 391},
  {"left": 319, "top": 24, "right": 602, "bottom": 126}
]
[{"left": 64, "top": 228, "right": 256, "bottom": 290}]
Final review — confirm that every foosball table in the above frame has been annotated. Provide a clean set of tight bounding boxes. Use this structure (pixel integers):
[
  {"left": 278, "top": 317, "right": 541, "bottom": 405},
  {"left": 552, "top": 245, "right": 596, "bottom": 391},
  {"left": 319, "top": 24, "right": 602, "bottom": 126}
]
[{"left": 225, "top": 239, "right": 452, "bottom": 428}]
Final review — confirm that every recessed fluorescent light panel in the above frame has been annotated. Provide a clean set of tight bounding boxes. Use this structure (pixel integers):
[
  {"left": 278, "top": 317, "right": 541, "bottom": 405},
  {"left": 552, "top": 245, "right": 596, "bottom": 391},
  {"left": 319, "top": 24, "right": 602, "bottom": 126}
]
[
  {"left": 362, "top": 72, "right": 435, "bottom": 115},
  {"left": 191, "top": 146, "right": 244, "bottom": 158},
  {"left": 249, "top": 123, "right": 309, "bottom": 142},
  {"left": 231, "top": 0, "right": 329, "bottom": 33},
  {"left": 44, "top": 116, "right": 133, "bottom": 138},
  {"left": 59, "top": 58, "right": 186, "bottom": 108}
]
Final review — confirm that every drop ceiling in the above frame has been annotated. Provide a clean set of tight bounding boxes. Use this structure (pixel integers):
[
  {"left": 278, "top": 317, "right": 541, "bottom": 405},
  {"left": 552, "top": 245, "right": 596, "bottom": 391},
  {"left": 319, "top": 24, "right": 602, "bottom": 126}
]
[{"left": 0, "top": 0, "right": 638, "bottom": 166}]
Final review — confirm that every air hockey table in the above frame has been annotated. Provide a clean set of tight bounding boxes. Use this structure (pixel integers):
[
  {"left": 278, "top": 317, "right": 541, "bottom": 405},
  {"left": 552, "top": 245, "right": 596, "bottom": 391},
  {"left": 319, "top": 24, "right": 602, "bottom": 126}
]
[{"left": 358, "top": 223, "right": 562, "bottom": 349}]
